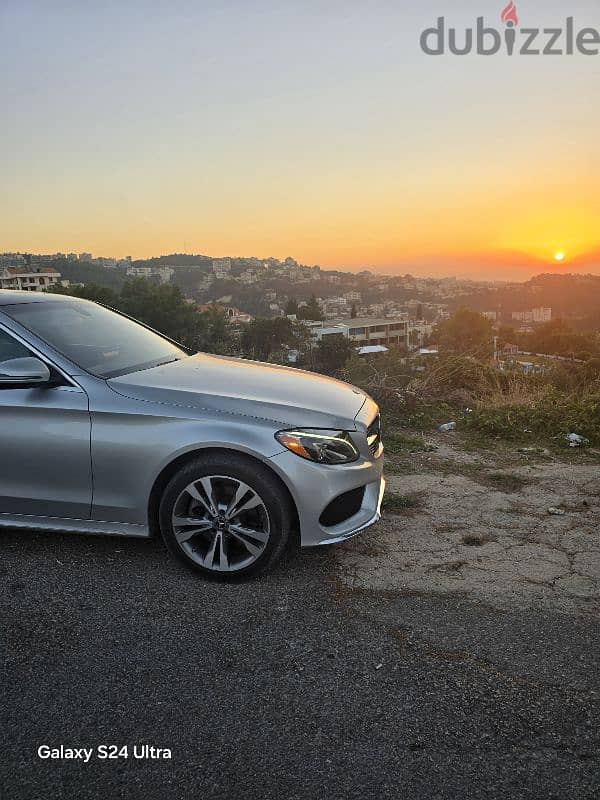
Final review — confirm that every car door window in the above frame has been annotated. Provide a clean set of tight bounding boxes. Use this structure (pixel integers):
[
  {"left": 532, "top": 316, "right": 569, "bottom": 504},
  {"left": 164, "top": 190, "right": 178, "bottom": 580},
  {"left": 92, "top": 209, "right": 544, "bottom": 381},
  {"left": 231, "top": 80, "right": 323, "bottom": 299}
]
[{"left": 0, "top": 328, "right": 32, "bottom": 362}]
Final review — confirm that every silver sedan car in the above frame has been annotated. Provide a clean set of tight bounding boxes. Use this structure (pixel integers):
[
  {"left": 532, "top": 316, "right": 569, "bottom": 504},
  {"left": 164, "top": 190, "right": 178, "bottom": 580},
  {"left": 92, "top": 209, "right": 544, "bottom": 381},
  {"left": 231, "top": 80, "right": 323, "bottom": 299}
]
[{"left": 0, "top": 291, "right": 385, "bottom": 578}]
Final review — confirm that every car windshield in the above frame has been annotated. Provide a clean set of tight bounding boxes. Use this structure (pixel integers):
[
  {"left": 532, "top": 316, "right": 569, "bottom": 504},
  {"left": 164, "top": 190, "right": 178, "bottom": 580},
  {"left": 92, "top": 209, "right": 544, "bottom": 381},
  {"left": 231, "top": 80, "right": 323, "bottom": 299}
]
[{"left": 3, "top": 300, "right": 187, "bottom": 378}]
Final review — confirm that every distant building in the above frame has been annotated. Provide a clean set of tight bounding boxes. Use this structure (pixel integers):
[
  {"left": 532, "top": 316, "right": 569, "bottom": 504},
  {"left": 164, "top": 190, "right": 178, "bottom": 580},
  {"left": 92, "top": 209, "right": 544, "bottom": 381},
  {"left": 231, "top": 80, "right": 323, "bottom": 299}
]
[
  {"left": 511, "top": 307, "right": 552, "bottom": 324},
  {"left": 239, "top": 269, "right": 258, "bottom": 284},
  {"left": 127, "top": 266, "right": 174, "bottom": 284},
  {"left": 313, "top": 316, "right": 409, "bottom": 349},
  {"left": 227, "top": 307, "right": 253, "bottom": 323},
  {"left": 32, "top": 253, "right": 64, "bottom": 265},
  {"left": 196, "top": 273, "right": 215, "bottom": 290},
  {"left": 404, "top": 299, "right": 422, "bottom": 314},
  {"left": 0, "top": 266, "right": 61, "bottom": 292},
  {"left": 408, "top": 320, "right": 434, "bottom": 350},
  {"left": 196, "top": 303, "right": 253, "bottom": 324},
  {"left": 79, "top": 252, "right": 93, "bottom": 262},
  {"left": 532, "top": 307, "right": 552, "bottom": 323},
  {"left": 212, "top": 258, "right": 232, "bottom": 279},
  {"left": 0, "top": 253, "right": 27, "bottom": 269}
]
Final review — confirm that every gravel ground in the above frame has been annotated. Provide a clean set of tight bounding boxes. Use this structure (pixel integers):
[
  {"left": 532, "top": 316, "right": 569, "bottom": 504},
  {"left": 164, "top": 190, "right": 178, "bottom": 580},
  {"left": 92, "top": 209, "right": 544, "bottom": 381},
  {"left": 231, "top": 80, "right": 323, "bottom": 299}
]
[{"left": 2, "top": 460, "right": 600, "bottom": 798}]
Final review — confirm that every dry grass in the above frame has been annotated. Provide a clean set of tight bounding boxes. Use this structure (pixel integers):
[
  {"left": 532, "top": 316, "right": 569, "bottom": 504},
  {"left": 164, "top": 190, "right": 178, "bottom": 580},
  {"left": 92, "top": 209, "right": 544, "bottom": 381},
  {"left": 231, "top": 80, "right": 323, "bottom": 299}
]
[
  {"left": 343, "top": 349, "right": 600, "bottom": 444},
  {"left": 382, "top": 491, "right": 425, "bottom": 515}
]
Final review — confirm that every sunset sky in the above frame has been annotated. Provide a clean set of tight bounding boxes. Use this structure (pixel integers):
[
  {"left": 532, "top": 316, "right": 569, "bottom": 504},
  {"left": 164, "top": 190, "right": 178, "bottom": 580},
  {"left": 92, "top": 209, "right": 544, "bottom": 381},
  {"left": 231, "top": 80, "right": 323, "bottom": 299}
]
[{"left": 1, "top": 0, "right": 599, "bottom": 278}]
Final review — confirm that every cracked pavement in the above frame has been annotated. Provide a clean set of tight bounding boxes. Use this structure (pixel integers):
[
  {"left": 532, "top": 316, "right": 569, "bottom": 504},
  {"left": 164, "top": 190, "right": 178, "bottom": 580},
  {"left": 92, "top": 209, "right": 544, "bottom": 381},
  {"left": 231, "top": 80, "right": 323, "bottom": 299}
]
[{"left": 336, "top": 435, "right": 600, "bottom": 615}]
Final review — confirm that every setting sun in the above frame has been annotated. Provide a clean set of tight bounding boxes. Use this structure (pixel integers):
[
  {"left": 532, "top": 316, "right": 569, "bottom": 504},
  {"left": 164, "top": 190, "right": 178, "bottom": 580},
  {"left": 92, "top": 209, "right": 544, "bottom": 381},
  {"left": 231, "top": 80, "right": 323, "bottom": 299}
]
[{"left": 554, "top": 251, "right": 566, "bottom": 263}]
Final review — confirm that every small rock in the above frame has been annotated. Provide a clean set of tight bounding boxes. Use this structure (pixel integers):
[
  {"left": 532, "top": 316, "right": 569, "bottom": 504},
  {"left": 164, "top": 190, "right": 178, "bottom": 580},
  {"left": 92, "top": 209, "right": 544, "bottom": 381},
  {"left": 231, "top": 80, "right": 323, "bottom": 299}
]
[
  {"left": 548, "top": 507, "right": 566, "bottom": 516},
  {"left": 375, "top": 663, "right": 383, "bottom": 670},
  {"left": 438, "top": 422, "right": 456, "bottom": 432},
  {"left": 566, "top": 433, "right": 589, "bottom": 448}
]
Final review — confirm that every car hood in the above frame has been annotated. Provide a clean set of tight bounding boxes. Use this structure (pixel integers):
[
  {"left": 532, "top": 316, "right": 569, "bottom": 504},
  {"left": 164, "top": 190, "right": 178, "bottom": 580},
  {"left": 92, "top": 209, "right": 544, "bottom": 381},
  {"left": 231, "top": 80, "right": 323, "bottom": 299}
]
[{"left": 108, "top": 352, "right": 367, "bottom": 429}]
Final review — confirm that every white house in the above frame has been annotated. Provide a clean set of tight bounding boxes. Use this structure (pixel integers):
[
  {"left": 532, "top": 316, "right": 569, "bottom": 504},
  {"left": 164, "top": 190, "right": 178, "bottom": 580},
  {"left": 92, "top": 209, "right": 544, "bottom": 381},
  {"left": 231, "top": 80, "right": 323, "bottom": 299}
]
[
  {"left": 0, "top": 266, "right": 61, "bottom": 292},
  {"left": 312, "top": 316, "right": 409, "bottom": 349}
]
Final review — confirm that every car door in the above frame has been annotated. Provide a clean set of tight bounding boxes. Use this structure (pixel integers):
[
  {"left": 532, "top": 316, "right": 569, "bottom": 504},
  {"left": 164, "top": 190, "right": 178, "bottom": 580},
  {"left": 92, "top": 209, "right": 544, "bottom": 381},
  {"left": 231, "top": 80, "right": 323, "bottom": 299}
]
[{"left": 0, "top": 324, "right": 92, "bottom": 520}]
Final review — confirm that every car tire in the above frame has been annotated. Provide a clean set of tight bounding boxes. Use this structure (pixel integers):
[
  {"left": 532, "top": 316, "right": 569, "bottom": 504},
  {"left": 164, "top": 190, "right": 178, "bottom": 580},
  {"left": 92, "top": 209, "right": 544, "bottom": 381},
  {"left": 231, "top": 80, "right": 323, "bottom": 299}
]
[{"left": 159, "top": 452, "right": 292, "bottom": 580}]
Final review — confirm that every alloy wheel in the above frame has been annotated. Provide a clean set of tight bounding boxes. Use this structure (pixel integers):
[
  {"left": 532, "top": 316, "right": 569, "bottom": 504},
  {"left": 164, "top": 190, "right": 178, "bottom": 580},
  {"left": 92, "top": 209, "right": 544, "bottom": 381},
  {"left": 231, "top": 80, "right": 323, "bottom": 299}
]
[{"left": 171, "top": 475, "right": 271, "bottom": 572}]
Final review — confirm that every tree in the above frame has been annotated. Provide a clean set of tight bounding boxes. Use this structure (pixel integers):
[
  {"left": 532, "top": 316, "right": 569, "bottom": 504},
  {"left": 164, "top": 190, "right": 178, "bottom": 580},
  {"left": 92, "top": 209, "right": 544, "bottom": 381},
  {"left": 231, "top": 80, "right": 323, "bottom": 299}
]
[
  {"left": 433, "top": 308, "right": 493, "bottom": 358},
  {"left": 497, "top": 325, "right": 517, "bottom": 347},
  {"left": 284, "top": 297, "right": 299, "bottom": 316},
  {"left": 117, "top": 279, "right": 207, "bottom": 350},
  {"left": 44, "top": 259, "right": 128, "bottom": 291},
  {"left": 49, "top": 282, "right": 120, "bottom": 307},
  {"left": 49, "top": 278, "right": 233, "bottom": 354},
  {"left": 290, "top": 321, "right": 315, "bottom": 368},
  {"left": 409, "top": 327, "right": 421, "bottom": 348},
  {"left": 316, "top": 335, "right": 353, "bottom": 375},
  {"left": 196, "top": 306, "right": 234, "bottom": 354},
  {"left": 521, "top": 319, "right": 599, "bottom": 360},
  {"left": 298, "top": 294, "right": 323, "bottom": 322},
  {"left": 241, "top": 317, "right": 295, "bottom": 361}
]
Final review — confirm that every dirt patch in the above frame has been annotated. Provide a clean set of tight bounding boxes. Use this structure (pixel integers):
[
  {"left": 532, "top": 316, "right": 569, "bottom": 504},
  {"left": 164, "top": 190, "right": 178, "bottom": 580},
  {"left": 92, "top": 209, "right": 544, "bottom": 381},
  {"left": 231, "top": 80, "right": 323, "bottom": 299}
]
[
  {"left": 335, "top": 437, "right": 600, "bottom": 615},
  {"left": 478, "top": 472, "right": 531, "bottom": 493},
  {"left": 462, "top": 532, "right": 495, "bottom": 546},
  {"left": 382, "top": 491, "right": 425, "bottom": 515}
]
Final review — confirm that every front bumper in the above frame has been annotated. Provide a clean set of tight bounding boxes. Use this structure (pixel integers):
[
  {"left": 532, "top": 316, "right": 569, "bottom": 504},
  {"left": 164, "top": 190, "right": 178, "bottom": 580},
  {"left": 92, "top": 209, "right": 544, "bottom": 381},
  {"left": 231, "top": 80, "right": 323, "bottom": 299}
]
[{"left": 268, "top": 447, "right": 385, "bottom": 547}]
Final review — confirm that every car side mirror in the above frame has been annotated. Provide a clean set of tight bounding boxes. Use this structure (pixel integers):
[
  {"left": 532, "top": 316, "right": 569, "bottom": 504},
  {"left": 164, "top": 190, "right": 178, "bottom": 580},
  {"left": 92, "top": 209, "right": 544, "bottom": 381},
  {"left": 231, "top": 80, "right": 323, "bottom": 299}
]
[{"left": 0, "top": 357, "right": 51, "bottom": 386}]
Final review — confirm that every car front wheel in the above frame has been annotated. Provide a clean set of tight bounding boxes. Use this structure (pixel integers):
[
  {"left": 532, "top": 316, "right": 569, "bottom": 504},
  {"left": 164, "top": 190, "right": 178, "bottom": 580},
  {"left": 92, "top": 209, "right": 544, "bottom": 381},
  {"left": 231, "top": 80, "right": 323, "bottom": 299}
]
[{"left": 159, "top": 452, "right": 292, "bottom": 579}]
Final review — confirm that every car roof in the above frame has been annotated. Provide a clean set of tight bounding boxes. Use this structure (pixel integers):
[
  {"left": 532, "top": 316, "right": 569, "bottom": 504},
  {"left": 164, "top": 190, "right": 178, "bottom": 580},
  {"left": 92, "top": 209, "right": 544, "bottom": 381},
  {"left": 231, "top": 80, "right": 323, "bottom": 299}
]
[{"left": 0, "top": 290, "right": 84, "bottom": 306}]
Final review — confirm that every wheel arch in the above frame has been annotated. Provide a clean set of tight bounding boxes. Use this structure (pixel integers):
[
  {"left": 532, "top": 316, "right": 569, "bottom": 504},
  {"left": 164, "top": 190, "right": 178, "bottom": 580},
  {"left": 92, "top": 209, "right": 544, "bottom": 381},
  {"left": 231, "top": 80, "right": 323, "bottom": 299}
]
[{"left": 147, "top": 446, "right": 300, "bottom": 543}]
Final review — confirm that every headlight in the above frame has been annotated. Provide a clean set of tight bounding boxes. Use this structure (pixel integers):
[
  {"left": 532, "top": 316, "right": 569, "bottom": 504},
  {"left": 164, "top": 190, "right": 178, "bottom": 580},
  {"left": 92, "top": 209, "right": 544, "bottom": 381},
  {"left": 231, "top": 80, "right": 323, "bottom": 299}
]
[{"left": 275, "top": 429, "right": 359, "bottom": 464}]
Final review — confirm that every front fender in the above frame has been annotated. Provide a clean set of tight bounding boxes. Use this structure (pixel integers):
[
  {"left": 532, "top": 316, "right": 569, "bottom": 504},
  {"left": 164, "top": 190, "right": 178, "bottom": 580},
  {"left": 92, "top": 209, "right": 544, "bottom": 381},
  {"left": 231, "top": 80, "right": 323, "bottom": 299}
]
[{"left": 88, "top": 385, "right": 284, "bottom": 525}]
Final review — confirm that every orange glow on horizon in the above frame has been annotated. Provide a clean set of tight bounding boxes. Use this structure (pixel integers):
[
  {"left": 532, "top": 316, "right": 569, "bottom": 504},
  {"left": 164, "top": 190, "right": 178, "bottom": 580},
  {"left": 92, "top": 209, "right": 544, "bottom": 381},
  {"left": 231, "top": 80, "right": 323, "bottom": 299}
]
[{"left": 4, "top": 173, "right": 598, "bottom": 279}]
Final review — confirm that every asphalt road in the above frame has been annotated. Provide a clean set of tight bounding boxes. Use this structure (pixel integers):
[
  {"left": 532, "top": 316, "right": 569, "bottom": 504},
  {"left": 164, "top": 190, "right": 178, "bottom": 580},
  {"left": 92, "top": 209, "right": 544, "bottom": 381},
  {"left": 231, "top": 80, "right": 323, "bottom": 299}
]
[{"left": 1, "top": 529, "right": 599, "bottom": 799}]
